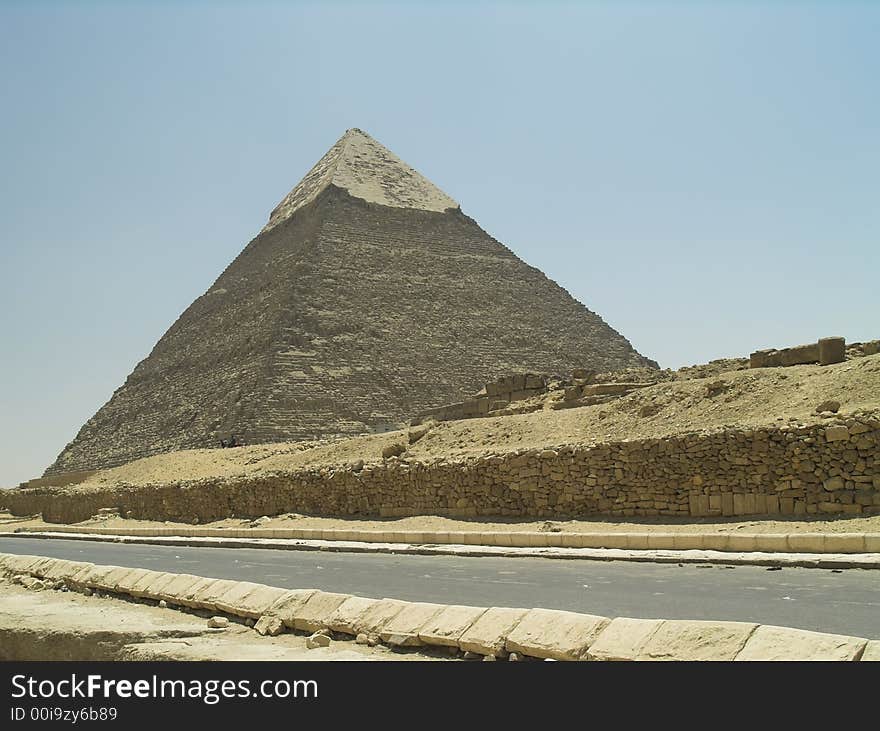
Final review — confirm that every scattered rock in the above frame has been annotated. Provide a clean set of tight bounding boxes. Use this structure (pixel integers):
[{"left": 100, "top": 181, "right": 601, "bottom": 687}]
[
  {"left": 508, "top": 652, "right": 522, "bottom": 662},
  {"left": 158, "top": 600, "right": 168, "bottom": 608},
  {"left": 816, "top": 400, "right": 841, "bottom": 414},
  {"left": 207, "top": 616, "right": 229, "bottom": 629},
  {"left": 381, "top": 442, "right": 406, "bottom": 459},
  {"left": 355, "top": 633, "right": 370, "bottom": 645},
  {"left": 705, "top": 380, "right": 728, "bottom": 397},
  {"left": 462, "top": 651, "right": 481, "bottom": 660},
  {"left": 482, "top": 654, "right": 496, "bottom": 661},
  {"left": 407, "top": 423, "right": 432, "bottom": 445},
  {"left": 306, "top": 632, "right": 331, "bottom": 649},
  {"left": 254, "top": 614, "right": 284, "bottom": 637}
]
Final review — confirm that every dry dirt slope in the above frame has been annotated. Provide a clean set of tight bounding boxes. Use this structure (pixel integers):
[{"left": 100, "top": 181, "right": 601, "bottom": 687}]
[{"left": 20, "top": 354, "right": 880, "bottom": 492}]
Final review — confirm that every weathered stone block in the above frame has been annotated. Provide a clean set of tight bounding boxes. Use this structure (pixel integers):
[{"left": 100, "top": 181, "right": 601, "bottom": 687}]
[
  {"left": 778, "top": 343, "right": 819, "bottom": 366},
  {"left": 736, "top": 625, "right": 867, "bottom": 661},
  {"left": 324, "top": 596, "right": 380, "bottom": 635},
  {"left": 216, "top": 584, "right": 290, "bottom": 619},
  {"left": 418, "top": 605, "right": 488, "bottom": 647},
  {"left": 264, "top": 589, "right": 318, "bottom": 628},
  {"left": 379, "top": 602, "right": 445, "bottom": 646},
  {"left": 636, "top": 620, "right": 757, "bottom": 661},
  {"left": 505, "top": 608, "right": 610, "bottom": 661},
  {"left": 291, "top": 591, "right": 350, "bottom": 632},
  {"left": 824, "top": 426, "right": 849, "bottom": 442},
  {"left": 458, "top": 607, "right": 529, "bottom": 656},
  {"left": 819, "top": 336, "right": 846, "bottom": 365},
  {"left": 585, "top": 617, "right": 664, "bottom": 661}
]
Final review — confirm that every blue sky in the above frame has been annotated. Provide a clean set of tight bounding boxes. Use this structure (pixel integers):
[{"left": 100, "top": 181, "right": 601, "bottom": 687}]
[{"left": 1, "top": 1, "right": 878, "bottom": 487}]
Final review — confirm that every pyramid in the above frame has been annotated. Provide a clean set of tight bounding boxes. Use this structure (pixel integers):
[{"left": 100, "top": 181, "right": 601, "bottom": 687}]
[{"left": 45, "top": 129, "right": 657, "bottom": 475}]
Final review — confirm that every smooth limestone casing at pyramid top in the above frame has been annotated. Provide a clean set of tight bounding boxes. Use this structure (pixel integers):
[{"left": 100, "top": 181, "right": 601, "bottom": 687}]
[{"left": 45, "top": 129, "right": 656, "bottom": 475}]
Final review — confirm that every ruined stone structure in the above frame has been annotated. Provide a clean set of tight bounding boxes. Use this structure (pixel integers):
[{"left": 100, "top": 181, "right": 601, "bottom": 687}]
[
  {"left": 750, "top": 337, "right": 846, "bottom": 368},
  {"left": 46, "top": 129, "right": 655, "bottom": 475},
  {"left": 410, "top": 371, "right": 654, "bottom": 425},
  {"left": 8, "top": 416, "right": 879, "bottom": 524}
]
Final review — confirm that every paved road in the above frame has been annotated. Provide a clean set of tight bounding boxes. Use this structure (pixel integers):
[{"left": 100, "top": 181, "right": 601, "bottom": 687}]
[{"left": 2, "top": 537, "right": 878, "bottom": 639}]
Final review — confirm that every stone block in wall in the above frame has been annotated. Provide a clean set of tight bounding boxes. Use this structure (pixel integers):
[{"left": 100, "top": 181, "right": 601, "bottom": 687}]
[
  {"left": 864, "top": 340, "right": 880, "bottom": 356},
  {"left": 778, "top": 343, "right": 819, "bottom": 367},
  {"left": 819, "top": 337, "right": 846, "bottom": 365},
  {"left": 564, "top": 385, "right": 583, "bottom": 401},
  {"left": 510, "top": 389, "right": 540, "bottom": 402},
  {"left": 749, "top": 349, "right": 780, "bottom": 368},
  {"left": 524, "top": 374, "right": 545, "bottom": 390}
]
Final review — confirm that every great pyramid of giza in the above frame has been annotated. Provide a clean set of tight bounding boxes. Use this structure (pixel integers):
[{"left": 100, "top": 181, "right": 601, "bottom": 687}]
[{"left": 45, "top": 129, "right": 656, "bottom": 475}]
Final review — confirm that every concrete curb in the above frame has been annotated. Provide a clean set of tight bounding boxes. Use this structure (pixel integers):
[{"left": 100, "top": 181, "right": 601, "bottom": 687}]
[
  {"left": 1, "top": 552, "right": 874, "bottom": 661},
  {"left": 8, "top": 524, "right": 880, "bottom": 554},
  {"left": 3, "top": 531, "right": 880, "bottom": 569}
]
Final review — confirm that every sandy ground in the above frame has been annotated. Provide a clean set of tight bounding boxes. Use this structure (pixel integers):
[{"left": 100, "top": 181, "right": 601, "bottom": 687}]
[
  {"left": 3, "top": 510, "right": 879, "bottom": 536},
  {"left": 0, "top": 579, "right": 445, "bottom": 661},
  {"left": 11, "top": 354, "right": 878, "bottom": 495}
]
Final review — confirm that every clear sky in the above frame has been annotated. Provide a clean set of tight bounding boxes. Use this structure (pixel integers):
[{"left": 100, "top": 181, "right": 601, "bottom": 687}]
[{"left": 1, "top": 1, "right": 878, "bottom": 488}]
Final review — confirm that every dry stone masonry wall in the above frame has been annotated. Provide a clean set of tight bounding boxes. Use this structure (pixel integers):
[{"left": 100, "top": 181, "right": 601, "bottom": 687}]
[{"left": 6, "top": 416, "right": 878, "bottom": 524}]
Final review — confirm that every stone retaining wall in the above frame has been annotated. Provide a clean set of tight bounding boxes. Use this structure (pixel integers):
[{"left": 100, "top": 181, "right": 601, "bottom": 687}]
[{"left": 3, "top": 417, "right": 878, "bottom": 525}]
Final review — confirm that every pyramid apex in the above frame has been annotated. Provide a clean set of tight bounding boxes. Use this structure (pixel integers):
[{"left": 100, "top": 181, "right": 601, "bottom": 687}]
[{"left": 263, "top": 129, "right": 458, "bottom": 232}]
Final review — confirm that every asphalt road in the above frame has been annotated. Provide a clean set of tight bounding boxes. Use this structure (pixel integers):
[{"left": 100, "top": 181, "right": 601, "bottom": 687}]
[{"left": 2, "top": 537, "right": 878, "bottom": 639}]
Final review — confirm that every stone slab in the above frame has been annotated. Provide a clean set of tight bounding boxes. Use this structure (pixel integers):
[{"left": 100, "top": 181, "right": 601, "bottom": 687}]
[
  {"left": 223, "top": 585, "right": 290, "bottom": 620},
  {"left": 861, "top": 641, "right": 880, "bottom": 661},
  {"left": 291, "top": 591, "right": 350, "bottom": 632},
  {"left": 458, "top": 607, "right": 528, "bottom": 656},
  {"left": 735, "top": 625, "right": 867, "bottom": 661},
  {"left": 637, "top": 620, "right": 757, "bottom": 661},
  {"left": 418, "top": 605, "right": 488, "bottom": 647},
  {"left": 324, "top": 596, "right": 380, "bottom": 635},
  {"left": 129, "top": 571, "right": 174, "bottom": 599},
  {"left": 505, "top": 608, "right": 610, "bottom": 661},
  {"left": 378, "top": 602, "right": 445, "bottom": 647},
  {"left": 156, "top": 574, "right": 209, "bottom": 605},
  {"left": 585, "top": 617, "right": 665, "bottom": 661},
  {"left": 187, "top": 578, "right": 239, "bottom": 610},
  {"left": 114, "top": 567, "right": 156, "bottom": 595},
  {"left": 264, "top": 590, "right": 318, "bottom": 628},
  {"left": 350, "top": 598, "right": 408, "bottom": 636},
  {"left": 80, "top": 565, "right": 126, "bottom": 590}
]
